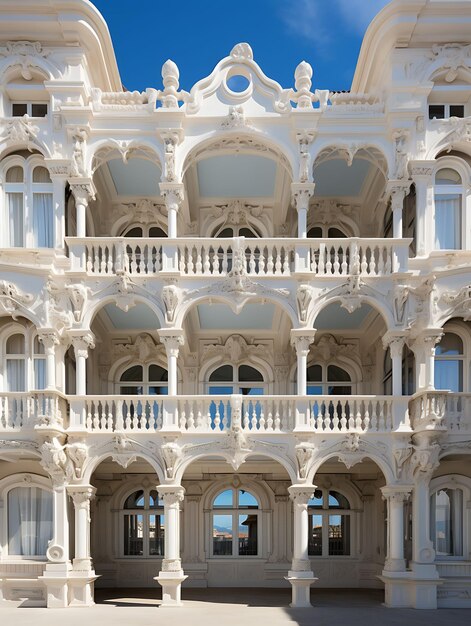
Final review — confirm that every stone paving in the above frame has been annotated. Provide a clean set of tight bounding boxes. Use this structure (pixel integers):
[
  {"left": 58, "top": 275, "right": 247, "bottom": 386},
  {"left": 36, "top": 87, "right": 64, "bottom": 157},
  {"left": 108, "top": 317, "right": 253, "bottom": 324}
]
[{"left": 1, "top": 588, "right": 470, "bottom": 626}]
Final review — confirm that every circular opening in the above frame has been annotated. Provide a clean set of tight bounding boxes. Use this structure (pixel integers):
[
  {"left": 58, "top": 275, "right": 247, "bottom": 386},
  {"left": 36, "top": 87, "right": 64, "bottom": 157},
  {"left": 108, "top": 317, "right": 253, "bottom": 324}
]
[{"left": 226, "top": 74, "right": 250, "bottom": 93}]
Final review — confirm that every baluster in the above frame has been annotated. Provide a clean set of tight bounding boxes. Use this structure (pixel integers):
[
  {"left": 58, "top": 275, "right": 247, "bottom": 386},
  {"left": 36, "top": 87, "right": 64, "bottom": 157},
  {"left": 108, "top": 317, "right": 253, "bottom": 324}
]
[
  {"left": 267, "top": 403, "right": 273, "bottom": 431},
  {"left": 203, "top": 247, "right": 210, "bottom": 275},
  {"left": 318, "top": 244, "right": 325, "bottom": 274},
  {"left": 360, "top": 248, "right": 368, "bottom": 274},
  {"left": 142, "top": 244, "right": 149, "bottom": 274},
  {"left": 100, "top": 247, "right": 107, "bottom": 274},
  {"left": 195, "top": 247, "right": 203, "bottom": 274},
  {"left": 340, "top": 402, "right": 347, "bottom": 430},
  {"left": 275, "top": 247, "right": 282, "bottom": 275},
  {"left": 106, "top": 406, "right": 113, "bottom": 431},
  {"left": 249, "top": 247, "right": 256, "bottom": 274},
  {"left": 187, "top": 402, "right": 195, "bottom": 430},
  {"left": 363, "top": 401, "right": 370, "bottom": 432},
  {"left": 124, "top": 401, "right": 132, "bottom": 429},
  {"left": 93, "top": 402, "right": 100, "bottom": 430},
  {"left": 332, "top": 401, "right": 340, "bottom": 431},
  {"left": 222, "top": 247, "right": 228, "bottom": 274},
  {"left": 377, "top": 247, "right": 385, "bottom": 276},
  {"left": 274, "top": 404, "right": 281, "bottom": 430},
  {"left": 196, "top": 403, "right": 204, "bottom": 430},
  {"left": 107, "top": 245, "right": 114, "bottom": 273},
  {"left": 310, "top": 246, "right": 317, "bottom": 273},
  {"left": 250, "top": 401, "right": 257, "bottom": 430},
  {"left": 348, "top": 401, "right": 355, "bottom": 429},
  {"left": 210, "top": 248, "right": 217, "bottom": 275},
  {"left": 385, "top": 248, "right": 392, "bottom": 274},
  {"left": 243, "top": 404, "right": 250, "bottom": 430},
  {"left": 282, "top": 247, "right": 290, "bottom": 275},
  {"left": 267, "top": 248, "right": 274, "bottom": 275},
  {"left": 86, "top": 404, "right": 92, "bottom": 430},
  {"left": 325, "top": 246, "right": 333, "bottom": 274},
  {"left": 378, "top": 401, "right": 385, "bottom": 431},
  {"left": 179, "top": 401, "right": 187, "bottom": 430},
  {"left": 341, "top": 246, "right": 348, "bottom": 275},
  {"left": 179, "top": 247, "right": 186, "bottom": 273},
  {"left": 115, "top": 401, "right": 124, "bottom": 431},
  {"left": 355, "top": 401, "right": 363, "bottom": 430},
  {"left": 369, "top": 247, "right": 376, "bottom": 276},
  {"left": 94, "top": 246, "right": 100, "bottom": 273},
  {"left": 333, "top": 246, "right": 340, "bottom": 275},
  {"left": 221, "top": 400, "right": 228, "bottom": 430},
  {"left": 86, "top": 247, "right": 93, "bottom": 273}
]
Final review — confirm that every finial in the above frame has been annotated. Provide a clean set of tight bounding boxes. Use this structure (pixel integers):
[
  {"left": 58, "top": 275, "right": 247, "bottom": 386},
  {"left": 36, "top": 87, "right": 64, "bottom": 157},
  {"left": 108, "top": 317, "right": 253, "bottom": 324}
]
[{"left": 162, "top": 59, "right": 180, "bottom": 90}]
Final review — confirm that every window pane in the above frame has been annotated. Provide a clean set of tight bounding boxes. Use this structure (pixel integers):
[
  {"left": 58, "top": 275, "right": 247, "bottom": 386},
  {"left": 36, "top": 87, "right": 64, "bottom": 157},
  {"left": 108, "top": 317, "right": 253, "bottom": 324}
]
[
  {"left": 435, "top": 194, "right": 461, "bottom": 250},
  {"left": 329, "top": 515, "right": 350, "bottom": 555},
  {"left": 309, "top": 489, "right": 323, "bottom": 507},
  {"left": 308, "top": 227, "right": 323, "bottom": 238},
  {"left": 214, "top": 490, "right": 233, "bottom": 508},
  {"left": 123, "top": 514, "right": 144, "bottom": 555},
  {"left": 238, "top": 365, "right": 263, "bottom": 382},
  {"left": 149, "top": 490, "right": 163, "bottom": 508},
  {"left": 436, "top": 168, "right": 461, "bottom": 185},
  {"left": 125, "top": 227, "right": 143, "bottom": 237},
  {"left": 6, "top": 360, "right": 25, "bottom": 392},
  {"left": 217, "top": 228, "right": 233, "bottom": 238},
  {"left": 239, "top": 386, "right": 264, "bottom": 396},
  {"left": 124, "top": 490, "right": 145, "bottom": 509},
  {"left": 307, "top": 385, "right": 323, "bottom": 396},
  {"left": 213, "top": 514, "right": 233, "bottom": 555},
  {"left": 308, "top": 514, "right": 323, "bottom": 555},
  {"left": 209, "top": 385, "right": 233, "bottom": 395},
  {"left": 149, "top": 227, "right": 167, "bottom": 237},
  {"left": 432, "top": 489, "right": 463, "bottom": 557},
  {"left": 149, "top": 385, "right": 168, "bottom": 395},
  {"left": 31, "top": 103, "right": 48, "bottom": 118},
  {"left": 434, "top": 360, "right": 463, "bottom": 392},
  {"left": 120, "top": 385, "right": 142, "bottom": 395},
  {"left": 149, "top": 365, "right": 168, "bottom": 382},
  {"left": 328, "top": 491, "right": 350, "bottom": 509},
  {"left": 429, "top": 105, "right": 445, "bottom": 119},
  {"left": 34, "top": 358, "right": 46, "bottom": 390},
  {"left": 436, "top": 333, "right": 463, "bottom": 356},
  {"left": 8, "top": 487, "right": 53, "bottom": 556},
  {"left": 449, "top": 105, "right": 465, "bottom": 119},
  {"left": 149, "top": 514, "right": 164, "bottom": 556},
  {"left": 238, "top": 490, "right": 258, "bottom": 508},
  {"left": 327, "top": 365, "right": 351, "bottom": 382},
  {"left": 328, "top": 228, "right": 347, "bottom": 238},
  {"left": 209, "top": 365, "right": 233, "bottom": 382},
  {"left": 7, "top": 193, "right": 24, "bottom": 246},
  {"left": 239, "top": 227, "right": 259, "bottom": 238},
  {"left": 6, "top": 334, "right": 25, "bottom": 354},
  {"left": 120, "top": 365, "right": 143, "bottom": 382},
  {"left": 33, "top": 193, "right": 53, "bottom": 247},
  {"left": 307, "top": 365, "right": 322, "bottom": 382},
  {"left": 239, "top": 514, "right": 257, "bottom": 555},
  {"left": 6, "top": 166, "right": 24, "bottom": 183},
  {"left": 32, "top": 166, "right": 52, "bottom": 183},
  {"left": 12, "top": 103, "right": 28, "bottom": 117}
]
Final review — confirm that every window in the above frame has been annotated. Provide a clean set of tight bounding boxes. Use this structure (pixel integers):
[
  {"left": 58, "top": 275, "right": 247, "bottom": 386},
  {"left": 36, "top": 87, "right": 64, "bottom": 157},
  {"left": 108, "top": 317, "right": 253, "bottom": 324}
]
[
  {"left": 12, "top": 102, "right": 48, "bottom": 118},
  {"left": 434, "top": 168, "right": 463, "bottom": 250},
  {"left": 122, "top": 489, "right": 164, "bottom": 557},
  {"left": 213, "top": 226, "right": 260, "bottom": 238},
  {"left": 434, "top": 332, "right": 464, "bottom": 392},
  {"left": 208, "top": 364, "right": 264, "bottom": 396},
  {"left": 430, "top": 488, "right": 464, "bottom": 558},
  {"left": 33, "top": 336, "right": 46, "bottom": 390},
  {"left": 7, "top": 486, "right": 53, "bottom": 556},
  {"left": 123, "top": 226, "right": 167, "bottom": 238},
  {"left": 211, "top": 488, "right": 259, "bottom": 557},
  {"left": 308, "top": 489, "right": 351, "bottom": 557},
  {"left": 306, "top": 364, "right": 352, "bottom": 395},
  {"left": 383, "top": 351, "right": 392, "bottom": 395},
  {"left": 3, "top": 159, "right": 54, "bottom": 248},
  {"left": 307, "top": 227, "right": 347, "bottom": 238},
  {"left": 428, "top": 104, "right": 465, "bottom": 120},
  {"left": 4, "top": 332, "right": 48, "bottom": 392},
  {"left": 6, "top": 333, "right": 26, "bottom": 392},
  {"left": 119, "top": 364, "right": 168, "bottom": 395}
]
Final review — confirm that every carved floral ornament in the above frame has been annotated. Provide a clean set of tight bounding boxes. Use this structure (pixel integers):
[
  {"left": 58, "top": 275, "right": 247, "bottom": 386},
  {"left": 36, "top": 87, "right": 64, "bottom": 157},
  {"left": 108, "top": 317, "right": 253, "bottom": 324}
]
[
  {"left": 0, "top": 116, "right": 39, "bottom": 150},
  {"left": 407, "top": 43, "right": 471, "bottom": 83},
  {"left": 441, "top": 284, "right": 471, "bottom": 321},
  {"left": 39, "top": 437, "right": 88, "bottom": 487},
  {"left": 0, "top": 280, "right": 34, "bottom": 319},
  {"left": 0, "top": 41, "right": 52, "bottom": 81},
  {"left": 203, "top": 334, "right": 271, "bottom": 364},
  {"left": 112, "top": 333, "right": 164, "bottom": 364}
]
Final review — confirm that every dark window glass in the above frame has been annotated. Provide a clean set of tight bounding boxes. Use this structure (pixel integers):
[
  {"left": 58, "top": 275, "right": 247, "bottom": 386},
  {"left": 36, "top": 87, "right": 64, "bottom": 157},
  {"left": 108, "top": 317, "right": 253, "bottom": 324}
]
[
  {"left": 12, "top": 103, "right": 27, "bottom": 117},
  {"left": 124, "top": 490, "right": 145, "bottom": 509},
  {"left": 149, "top": 364, "right": 168, "bottom": 382},
  {"left": 125, "top": 227, "right": 143, "bottom": 237},
  {"left": 429, "top": 105, "right": 445, "bottom": 120},
  {"left": 209, "top": 365, "right": 233, "bottom": 382},
  {"left": 328, "top": 228, "right": 347, "bottom": 238},
  {"left": 238, "top": 365, "right": 263, "bottom": 382},
  {"left": 449, "top": 105, "right": 465, "bottom": 118},
  {"left": 31, "top": 103, "right": 48, "bottom": 117},
  {"left": 308, "top": 227, "right": 323, "bottom": 238},
  {"left": 327, "top": 365, "right": 351, "bottom": 382},
  {"left": 149, "top": 227, "right": 167, "bottom": 237},
  {"left": 120, "top": 365, "right": 143, "bottom": 382},
  {"left": 307, "top": 365, "right": 322, "bottom": 382}
]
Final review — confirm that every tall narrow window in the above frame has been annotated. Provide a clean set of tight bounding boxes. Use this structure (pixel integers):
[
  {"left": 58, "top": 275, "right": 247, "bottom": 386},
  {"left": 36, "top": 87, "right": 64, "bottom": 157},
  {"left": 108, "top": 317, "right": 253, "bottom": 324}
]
[
  {"left": 6, "top": 334, "right": 26, "bottom": 392},
  {"left": 434, "top": 332, "right": 464, "bottom": 392},
  {"left": 33, "top": 336, "right": 46, "bottom": 390},
  {"left": 434, "top": 168, "right": 462, "bottom": 250},
  {"left": 430, "top": 488, "right": 463, "bottom": 557},
  {"left": 5, "top": 166, "right": 24, "bottom": 247},
  {"left": 7, "top": 486, "right": 53, "bottom": 556},
  {"left": 308, "top": 489, "right": 351, "bottom": 557},
  {"left": 211, "top": 488, "right": 259, "bottom": 557},
  {"left": 122, "top": 489, "right": 164, "bottom": 557},
  {"left": 32, "top": 166, "right": 53, "bottom": 248}
]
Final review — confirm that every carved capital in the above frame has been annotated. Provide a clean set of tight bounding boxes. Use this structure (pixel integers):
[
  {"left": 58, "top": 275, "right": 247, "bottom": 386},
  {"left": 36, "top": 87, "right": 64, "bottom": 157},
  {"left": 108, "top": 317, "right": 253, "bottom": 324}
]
[
  {"left": 159, "top": 182, "right": 184, "bottom": 209},
  {"left": 381, "top": 485, "right": 412, "bottom": 503},
  {"left": 68, "top": 485, "right": 96, "bottom": 510},
  {"left": 290, "top": 329, "right": 316, "bottom": 357},
  {"left": 387, "top": 181, "right": 411, "bottom": 210},
  {"left": 410, "top": 330, "right": 444, "bottom": 356},
  {"left": 71, "top": 333, "right": 95, "bottom": 359},
  {"left": 157, "top": 485, "right": 185, "bottom": 508},
  {"left": 159, "top": 330, "right": 185, "bottom": 358},
  {"left": 409, "top": 161, "right": 435, "bottom": 180},
  {"left": 288, "top": 484, "right": 316, "bottom": 508},
  {"left": 37, "top": 329, "right": 60, "bottom": 355},
  {"left": 69, "top": 179, "right": 96, "bottom": 205},
  {"left": 382, "top": 332, "right": 407, "bottom": 358},
  {"left": 291, "top": 182, "right": 315, "bottom": 211}
]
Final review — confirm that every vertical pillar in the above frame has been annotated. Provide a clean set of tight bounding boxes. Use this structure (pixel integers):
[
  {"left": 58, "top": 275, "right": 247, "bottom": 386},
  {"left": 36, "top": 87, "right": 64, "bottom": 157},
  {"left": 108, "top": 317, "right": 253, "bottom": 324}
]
[
  {"left": 410, "top": 163, "right": 435, "bottom": 257},
  {"left": 39, "top": 330, "right": 60, "bottom": 390},
  {"left": 159, "top": 331, "right": 184, "bottom": 397},
  {"left": 381, "top": 486, "right": 412, "bottom": 572},
  {"left": 71, "top": 334, "right": 95, "bottom": 396},
  {"left": 155, "top": 485, "right": 187, "bottom": 606},
  {"left": 285, "top": 485, "right": 317, "bottom": 608},
  {"left": 290, "top": 330, "right": 316, "bottom": 396},
  {"left": 382, "top": 333, "right": 406, "bottom": 396},
  {"left": 292, "top": 183, "right": 315, "bottom": 273},
  {"left": 48, "top": 169, "right": 67, "bottom": 249},
  {"left": 411, "top": 331, "right": 443, "bottom": 391},
  {"left": 160, "top": 183, "right": 184, "bottom": 272},
  {"left": 69, "top": 181, "right": 95, "bottom": 239}
]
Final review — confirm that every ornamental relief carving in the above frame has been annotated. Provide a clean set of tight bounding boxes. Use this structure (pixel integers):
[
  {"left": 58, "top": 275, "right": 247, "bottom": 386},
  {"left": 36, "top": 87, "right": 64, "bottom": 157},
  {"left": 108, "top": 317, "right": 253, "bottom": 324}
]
[
  {"left": 440, "top": 284, "right": 471, "bottom": 321},
  {"left": 0, "top": 41, "right": 51, "bottom": 81},
  {"left": 0, "top": 280, "right": 34, "bottom": 319},
  {"left": 202, "top": 334, "right": 272, "bottom": 365},
  {"left": 112, "top": 333, "right": 164, "bottom": 365}
]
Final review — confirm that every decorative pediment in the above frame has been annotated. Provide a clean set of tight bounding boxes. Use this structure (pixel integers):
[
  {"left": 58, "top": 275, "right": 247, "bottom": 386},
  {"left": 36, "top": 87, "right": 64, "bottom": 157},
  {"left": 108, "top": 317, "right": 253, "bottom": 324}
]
[{"left": 406, "top": 44, "right": 471, "bottom": 83}]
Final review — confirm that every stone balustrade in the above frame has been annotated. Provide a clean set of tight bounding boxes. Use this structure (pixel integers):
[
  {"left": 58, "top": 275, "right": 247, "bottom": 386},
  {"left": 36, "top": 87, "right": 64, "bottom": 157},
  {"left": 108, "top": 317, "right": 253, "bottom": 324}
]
[
  {"left": 67, "top": 237, "right": 410, "bottom": 277},
  {"left": 0, "top": 391, "right": 67, "bottom": 430}
]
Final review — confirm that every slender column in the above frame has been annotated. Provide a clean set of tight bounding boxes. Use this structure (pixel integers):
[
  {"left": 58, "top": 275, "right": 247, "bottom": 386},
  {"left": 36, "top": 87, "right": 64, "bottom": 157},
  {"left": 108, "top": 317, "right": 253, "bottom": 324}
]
[
  {"left": 155, "top": 485, "right": 187, "bottom": 606},
  {"left": 410, "top": 163, "right": 435, "bottom": 256},
  {"left": 159, "top": 331, "right": 185, "bottom": 396},
  {"left": 382, "top": 333, "right": 406, "bottom": 396},
  {"left": 388, "top": 183, "right": 410, "bottom": 239},
  {"left": 290, "top": 330, "right": 316, "bottom": 396},
  {"left": 285, "top": 485, "right": 317, "bottom": 608},
  {"left": 292, "top": 183, "right": 315, "bottom": 239},
  {"left": 69, "top": 181, "right": 96, "bottom": 239},
  {"left": 381, "top": 486, "right": 412, "bottom": 572},
  {"left": 160, "top": 183, "right": 184, "bottom": 239},
  {"left": 50, "top": 173, "right": 67, "bottom": 249},
  {"left": 68, "top": 485, "right": 96, "bottom": 571},
  {"left": 410, "top": 331, "right": 443, "bottom": 391},
  {"left": 71, "top": 334, "right": 95, "bottom": 396},
  {"left": 38, "top": 330, "right": 60, "bottom": 390}
]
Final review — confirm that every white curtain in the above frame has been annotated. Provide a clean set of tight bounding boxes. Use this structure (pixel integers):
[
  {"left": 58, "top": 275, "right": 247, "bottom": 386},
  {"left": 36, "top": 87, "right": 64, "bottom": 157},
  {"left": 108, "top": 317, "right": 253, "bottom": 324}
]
[
  {"left": 6, "top": 192, "right": 24, "bottom": 247},
  {"left": 8, "top": 487, "right": 53, "bottom": 556},
  {"left": 6, "top": 359, "right": 25, "bottom": 392},
  {"left": 434, "top": 360, "right": 463, "bottom": 392},
  {"left": 34, "top": 358, "right": 46, "bottom": 390},
  {"left": 33, "top": 193, "right": 53, "bottom": 248},
  {"left": 435, "top": 194, "right": 461, "bottom": 250}
]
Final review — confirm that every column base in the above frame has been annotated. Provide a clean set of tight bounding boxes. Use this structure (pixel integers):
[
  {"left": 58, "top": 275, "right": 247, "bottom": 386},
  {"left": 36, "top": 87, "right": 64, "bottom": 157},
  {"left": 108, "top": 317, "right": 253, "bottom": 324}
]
[
  {"left": 383, "top": 558, "right": 406, "bottom": 573},
  {"left": 285, "top": 571, "right": 317, "bottom": 608},
  {"left": 68, "top": 571, "right": 99, "bottom": 607},
  {"left": 380, "top": 570, "right": 442, "bottom": 609},
  {"left": 154, "top": 571, "right": 188, "bottom": 607}
]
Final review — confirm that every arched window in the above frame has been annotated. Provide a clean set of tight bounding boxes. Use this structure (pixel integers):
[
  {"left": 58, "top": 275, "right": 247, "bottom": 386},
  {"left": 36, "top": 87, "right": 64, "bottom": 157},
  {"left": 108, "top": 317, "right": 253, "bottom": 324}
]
[
  {"left": 122, "top": 489, "right": 164, "bottom": 557},
  {"left": 434, "top": 168, "right": 463, "bottom": 250},
  {"left": 213, "top": 225, "right": 260, "bottom": 238},
  {"left": 308, "top": 488, "right": 351, "bottom": 557},
  {"left": 306, "top": 364, "right": 352, "bottom": 395},
  {"left": 33, "top": 336, "right": 46, "bottom": 390},
  {"left": 7, "top": 485, "right": 53, "bottom": 556},
  {"left": 211, "top": 488, "right": 259, "bottom": 557},
  {"left": 119, "top": 364, "right": 168, "bottom": 395},
  {"left": 3, "top": 159, "right": 54, "bottom": 248},
  {"left": 208, "top": 364, "right": 265, "bottom": 395},
  {"left": 6, "top": 333, "right": 26, "bottom": 392},
  {"left": 434, "top": 332, "right": 464, "bottom": 392},
  {"left": 123, "top": 225, "right": 167, "bottom": 238},
  {"left": 430, "top": 487, "right": 464, "bottom": 558},
  {"left": 307, "top": 226, "right": 347, "bottom": 238}
]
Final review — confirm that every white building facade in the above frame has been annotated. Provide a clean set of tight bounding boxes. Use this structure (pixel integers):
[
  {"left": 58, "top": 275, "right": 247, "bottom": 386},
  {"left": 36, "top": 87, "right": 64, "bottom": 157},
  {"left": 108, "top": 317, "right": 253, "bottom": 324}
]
[{"left": 0, "top": 0, "right": 470, "bottom": 611}]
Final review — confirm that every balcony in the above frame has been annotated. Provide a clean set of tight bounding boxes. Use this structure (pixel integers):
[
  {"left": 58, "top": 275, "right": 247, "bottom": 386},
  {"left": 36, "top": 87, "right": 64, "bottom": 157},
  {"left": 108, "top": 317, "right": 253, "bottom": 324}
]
[
  {"left": 409, "top": 391, "right": 471, "bottom": 433},
  {"left": 66, "top": 237, "right": 410, "bottom": 277},
  {"left": 0, "top": 391, "right": 67, "bottom": 431}
]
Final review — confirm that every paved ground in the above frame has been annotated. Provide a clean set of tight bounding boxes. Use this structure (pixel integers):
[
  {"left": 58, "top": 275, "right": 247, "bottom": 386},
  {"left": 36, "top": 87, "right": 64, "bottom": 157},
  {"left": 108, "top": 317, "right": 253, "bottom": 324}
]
[{"left": 1, "top": 588, "right": 470, "bottom": 626}]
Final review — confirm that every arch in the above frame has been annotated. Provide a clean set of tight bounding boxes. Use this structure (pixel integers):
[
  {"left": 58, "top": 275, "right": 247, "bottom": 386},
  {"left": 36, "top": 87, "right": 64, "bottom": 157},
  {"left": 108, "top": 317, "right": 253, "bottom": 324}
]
[
  {"left": 175, "top": 450, "right": 297, "bottom": 484},
  {"left": 177, "top": 293, "right": 298, "bottom": 329},
  {"left": 180, "top": 130, "right": 295, "bottom": 183},
  {"left": 307, "top": 451, "right": 395, "bottom": 485},
  {"left": 82, "top": 451, "right": 165, "bottom": 485},
  {"left": 312, "top": 142, "right": 391, "bottom": 180},
  {"left": 202, "top": 478, "right": 271, "bottom": 511},
  {"left": 308, "top": 295, "right": 394, "bottom": 332},
  {"left": 199, "top": 355, "right": 274, "bottom": 394},
  {"left": 83, "top": 293, "right": 166, "bottom": 330},
  {"left": 90, "top": 139, "right": 163, "bottom": 176}
]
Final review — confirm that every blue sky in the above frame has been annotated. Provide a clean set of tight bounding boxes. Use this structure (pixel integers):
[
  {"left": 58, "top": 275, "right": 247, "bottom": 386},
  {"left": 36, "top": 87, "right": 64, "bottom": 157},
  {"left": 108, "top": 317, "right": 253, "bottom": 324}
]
[{"left": 92, "top": 0, "right": 390, "bottom": 93}]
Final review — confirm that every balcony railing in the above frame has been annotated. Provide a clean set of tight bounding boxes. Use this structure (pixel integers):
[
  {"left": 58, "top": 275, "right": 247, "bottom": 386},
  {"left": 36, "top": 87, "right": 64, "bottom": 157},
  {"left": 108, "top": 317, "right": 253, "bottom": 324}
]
[
  {"left": 445, "top": 393, "right": 471, "bottom": 432},
  {"left": 0, "top": 391, "right": 67, "bottom": 430},
  {"left": 66, "top": 237, "right": 410, "bottom": 277}
]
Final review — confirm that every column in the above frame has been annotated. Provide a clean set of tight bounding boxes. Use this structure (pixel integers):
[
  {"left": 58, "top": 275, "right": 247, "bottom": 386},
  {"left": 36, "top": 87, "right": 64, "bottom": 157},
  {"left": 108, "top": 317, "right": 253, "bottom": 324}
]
[
  {"left": 71, "top": 334, "right": 95, "bottom": 396},
  {"left": 382, "top": 333, "right": 406, "bottom": 396},
  {"left": 285, "top": 485, "right": 317, "bottom": 608},
  {"left": 69, "top": 181, "right": 95, "bottom": 239},
  {"left": 290, "top": 330, "right": 316, "bottom": 396},
  {"left": 49, "top": 170, "right": 67, "bottom": 249},
  {"left": 155, "top": 485, "right": 187, "bottom": 606},
  {"left": 292, "top": 183, "right": 315, "bottom": 273},
  {"left": 411, "top": 331, "right": 443, "bottom": 391},
  {"left": 40, "top": 482, "right": 71, "bottom": 608},
  {"left": 159, "top": 330, "right": 184, "bottom": 396},
  {"left": 410, "top": 162, "right": 435, "bottom": 257},
  {"left": 381, "top": 486, "right": 412, "bottom": 572},
  {"left": 388, "top": 183, "right": 410, "bottom": 271},
  {"left": 160, "top": 183, "right": 184, "bottom": 239},
  {"left": 38, "top": 330, "right": 60, "bottom": 390}
]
